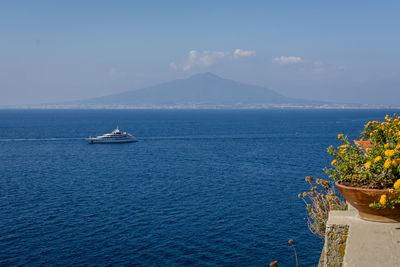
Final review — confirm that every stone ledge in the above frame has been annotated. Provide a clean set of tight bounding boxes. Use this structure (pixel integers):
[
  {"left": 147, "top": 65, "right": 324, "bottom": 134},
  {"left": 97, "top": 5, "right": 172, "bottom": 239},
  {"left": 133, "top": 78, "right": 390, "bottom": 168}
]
[{"left": 323, "top": 205, "right": 400, "bottom": 267}]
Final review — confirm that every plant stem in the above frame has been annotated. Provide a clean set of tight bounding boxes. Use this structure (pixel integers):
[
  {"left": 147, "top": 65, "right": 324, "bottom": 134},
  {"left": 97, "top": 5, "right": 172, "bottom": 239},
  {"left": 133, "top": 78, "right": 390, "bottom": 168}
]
[{"left": 291, "top": 244, "right": 298, "bottom": 267}]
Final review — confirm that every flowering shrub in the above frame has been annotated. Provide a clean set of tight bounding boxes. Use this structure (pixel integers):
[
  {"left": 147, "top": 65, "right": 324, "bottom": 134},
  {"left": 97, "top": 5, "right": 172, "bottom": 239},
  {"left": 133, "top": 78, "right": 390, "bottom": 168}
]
[
  {"left": 299, "top": 176, "right": 346, "bottom": 238},
  {"left": 361, "top": 114, "right": 400, "bottom": 145},
  {"left": 370, "top": 179, "right": 400, "bottom": 209},
  {"left": 325, "top": 114, "right": 400, "bottom": 208}
]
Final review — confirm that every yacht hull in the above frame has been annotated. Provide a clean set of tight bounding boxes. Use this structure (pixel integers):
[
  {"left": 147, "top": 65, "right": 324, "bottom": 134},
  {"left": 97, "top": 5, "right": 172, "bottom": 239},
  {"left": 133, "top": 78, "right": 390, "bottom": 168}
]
[{"left": 87, "top": 138, "right": 138, "bottom": 144}]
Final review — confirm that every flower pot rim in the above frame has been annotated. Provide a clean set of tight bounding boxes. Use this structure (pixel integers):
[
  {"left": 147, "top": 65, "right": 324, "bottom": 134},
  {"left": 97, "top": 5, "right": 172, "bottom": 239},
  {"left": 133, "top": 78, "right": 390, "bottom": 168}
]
[
  {"left": 335, "top": 181, "right": 390, "bottom": 193},
  {"left": 353, "top": 139, "right": 371, "bottom": 143}
]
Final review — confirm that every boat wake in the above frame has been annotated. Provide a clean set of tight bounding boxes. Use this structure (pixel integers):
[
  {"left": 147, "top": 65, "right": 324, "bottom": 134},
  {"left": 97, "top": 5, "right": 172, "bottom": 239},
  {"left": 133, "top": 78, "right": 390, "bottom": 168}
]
[
  {"left": 0, "top": 133, "right": 300, "bottom": 142},
  {"left": 0, "top": 138, "right": 85, "bottom": 142}
]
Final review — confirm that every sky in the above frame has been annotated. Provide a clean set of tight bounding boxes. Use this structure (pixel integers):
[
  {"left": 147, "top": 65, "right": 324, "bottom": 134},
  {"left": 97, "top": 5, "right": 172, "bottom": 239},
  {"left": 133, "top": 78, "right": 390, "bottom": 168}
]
[{"left": 1, "top": 0, "right": 400, "bottom": 106}]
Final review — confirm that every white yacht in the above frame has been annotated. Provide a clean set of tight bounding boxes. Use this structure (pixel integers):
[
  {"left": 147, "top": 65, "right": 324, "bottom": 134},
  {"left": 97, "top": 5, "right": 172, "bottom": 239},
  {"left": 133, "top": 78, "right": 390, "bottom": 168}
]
[{"left": 87, "top": 127, "right": 138, "bottom": 144}]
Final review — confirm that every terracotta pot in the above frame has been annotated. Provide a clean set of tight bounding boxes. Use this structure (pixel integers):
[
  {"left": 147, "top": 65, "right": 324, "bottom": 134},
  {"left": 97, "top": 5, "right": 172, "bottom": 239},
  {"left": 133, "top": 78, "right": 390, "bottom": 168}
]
[
  {"left": 335, "top": 181, "right": 400, "bottom": 222},
  {"left": 353, "top": 140, "right": 373, "bottom": 153}
]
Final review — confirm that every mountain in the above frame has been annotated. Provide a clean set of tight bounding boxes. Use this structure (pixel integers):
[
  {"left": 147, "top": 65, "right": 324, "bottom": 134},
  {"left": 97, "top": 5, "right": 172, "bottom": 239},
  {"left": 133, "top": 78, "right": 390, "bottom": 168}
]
[{"left": 66, "top": 72, "right": 327, "bottom": 108}]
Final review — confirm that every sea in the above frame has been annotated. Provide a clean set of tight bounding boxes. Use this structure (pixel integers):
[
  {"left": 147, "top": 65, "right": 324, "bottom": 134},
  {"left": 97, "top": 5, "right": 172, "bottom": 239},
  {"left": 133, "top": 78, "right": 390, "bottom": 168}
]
[{"left": 0, "top": 109, "right": 396, "bottom": 266}]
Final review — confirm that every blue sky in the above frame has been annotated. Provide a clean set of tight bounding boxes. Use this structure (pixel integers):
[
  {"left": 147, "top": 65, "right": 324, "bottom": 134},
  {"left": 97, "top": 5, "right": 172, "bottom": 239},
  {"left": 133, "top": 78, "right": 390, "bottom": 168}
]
[{"left": 1, "top": 1, "right": 400, "bottom": 105}]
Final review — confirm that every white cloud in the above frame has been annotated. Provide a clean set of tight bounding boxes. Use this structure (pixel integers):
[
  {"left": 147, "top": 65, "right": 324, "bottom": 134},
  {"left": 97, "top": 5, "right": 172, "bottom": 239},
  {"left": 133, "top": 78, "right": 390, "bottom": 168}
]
[
  {"left": 169, "top": 62, "right": 179, "bottom": 70},
  {"left": 108, "top": 67, "right": 126, "bottom": 79},
  {"left": 183, "top": 50, "right": 229, "bottom": 70},
  {"left": 273, "top": 56, "right": 303, "bottom": 64},
  {"left": 170, "top": 49, "right": 256, "bottom": 71},
  {"left": 311, "top": 61, "right": 345, "bottom": 74},
  {"left": 234, "top": 49, "right": 256, "bottom": 57},
  {"left": 109, "top": 67, "right": 118, "bottom": 75}
]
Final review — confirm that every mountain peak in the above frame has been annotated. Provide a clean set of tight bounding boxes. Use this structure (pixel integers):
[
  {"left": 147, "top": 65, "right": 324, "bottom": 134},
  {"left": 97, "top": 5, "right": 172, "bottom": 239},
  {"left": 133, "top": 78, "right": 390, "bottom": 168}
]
[
  {"left": 75, "top": 72, "right": 321, "bottom": 107},
  {"left": 187, "top": 72, "right": 222, "bottom": 81}
]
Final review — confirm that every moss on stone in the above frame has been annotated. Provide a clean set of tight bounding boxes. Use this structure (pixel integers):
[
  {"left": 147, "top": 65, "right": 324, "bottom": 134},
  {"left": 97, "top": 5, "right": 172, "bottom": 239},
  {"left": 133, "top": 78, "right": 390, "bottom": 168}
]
[{"left": 324, "top": 224, "right": 349, "bottom": 267}]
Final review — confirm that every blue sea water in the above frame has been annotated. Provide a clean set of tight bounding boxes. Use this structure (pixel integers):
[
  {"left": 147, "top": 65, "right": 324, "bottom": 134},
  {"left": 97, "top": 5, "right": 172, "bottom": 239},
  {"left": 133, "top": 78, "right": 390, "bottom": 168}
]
[{"left": 0, "top": 109, "right": 397, "bottom": 266}]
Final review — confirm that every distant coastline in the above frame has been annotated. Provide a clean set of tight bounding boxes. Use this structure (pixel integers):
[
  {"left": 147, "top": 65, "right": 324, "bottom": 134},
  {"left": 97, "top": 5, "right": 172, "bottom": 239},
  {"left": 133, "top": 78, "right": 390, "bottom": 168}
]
[
  {"left": 2, "top": 104, "right": 400, "bottom": 110},
  {"left": 4, "top": 73, "right": 398, "bottom": 110}
]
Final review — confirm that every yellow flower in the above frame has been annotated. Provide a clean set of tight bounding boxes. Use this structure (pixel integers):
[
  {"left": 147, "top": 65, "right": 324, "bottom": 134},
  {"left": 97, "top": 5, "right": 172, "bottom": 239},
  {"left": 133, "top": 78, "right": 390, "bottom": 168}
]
[
  {"left": 395, "top": 159, "right": 400, "bottom": 164},
  {"left": 331, "top": 159, "right": 338, "bottom": 165},
  {"left": 384, "top": 159, "right": 391, "bottom": 168},
  {"left": 389, "top": 189, "right": 394, "bottom": 193},
  {"left": 385, "top": 150, "right": 396, "bottom": 157},
  {"left": 394, "top": 179, "right": 400, "bottom": 190},
  {"left": 385, "top": 114, "right": 390, "bottom": 120},
  {"left": 384, "top": 144, "right": 390, "bottom": 149},
  {"left": 392, "top": 160, "right": 398, "bottom": 165},
  {"left": 298, "top": 193, "right": 302, "bottom": 198},
  {"left": 337, "top": 134, "right": 343, "bottom": 139},
  {"left": 374, "top": 156, "right": 382, "bottom": 163},
  {"left": 396, "top": 144, "right": 400, "bottom": 150},
  {"left": 340, "top": 144, "right": 348, "bottom": 149},
  {"left": 389, "top": 129, "right": 393, "bottom": 133},
  {"left": 340, "top": 150, "right": 346, "bottom": 154},
  {"left": 380, "top": 194, "right": 387, "bottom": 205},
  {"left": 366, "top": 147, "right": 371, "bottom": 153},
  {"left": 365, "top": 161, "right": 372, "bottom": 169},
  {"left": 370, "top": 132, "right": 373, "bottom": 137}
]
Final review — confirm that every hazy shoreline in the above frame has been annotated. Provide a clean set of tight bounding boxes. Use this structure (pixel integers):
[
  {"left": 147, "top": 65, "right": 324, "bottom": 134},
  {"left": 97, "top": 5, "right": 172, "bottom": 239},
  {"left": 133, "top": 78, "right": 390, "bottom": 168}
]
[{"left": 2, "top": 104, "right": 400, "bottom": 110}]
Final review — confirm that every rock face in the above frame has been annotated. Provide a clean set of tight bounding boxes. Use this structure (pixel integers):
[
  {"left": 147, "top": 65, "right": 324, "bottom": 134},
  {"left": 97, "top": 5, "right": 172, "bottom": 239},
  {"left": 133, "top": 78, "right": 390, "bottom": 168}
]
[{"left": 75, "top": 72, "right": 324, "bottom": 107}]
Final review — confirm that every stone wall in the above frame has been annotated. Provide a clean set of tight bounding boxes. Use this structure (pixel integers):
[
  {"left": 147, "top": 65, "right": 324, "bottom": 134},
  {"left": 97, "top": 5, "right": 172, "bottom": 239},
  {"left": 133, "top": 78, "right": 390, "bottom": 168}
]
[
  {"left": 323, "top": 224, "right": 349, "bottom": 267},
  {"left": 321, "top": 205, "right": 400, "bottom": 267}
]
